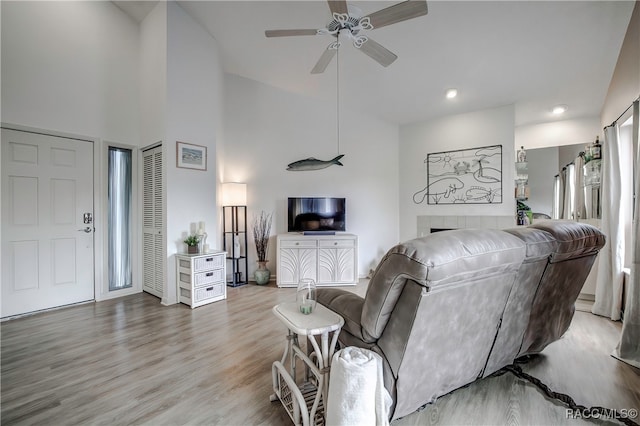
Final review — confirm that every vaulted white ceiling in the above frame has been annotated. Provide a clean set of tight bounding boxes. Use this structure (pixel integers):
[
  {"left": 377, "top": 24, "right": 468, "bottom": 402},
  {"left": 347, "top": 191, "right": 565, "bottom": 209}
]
[{"left": 117, "top": 1, "right": 635, "bottom": 127}]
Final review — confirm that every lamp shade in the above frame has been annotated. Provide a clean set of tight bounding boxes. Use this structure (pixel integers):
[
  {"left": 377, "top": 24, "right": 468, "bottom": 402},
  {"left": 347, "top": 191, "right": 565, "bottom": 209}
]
[{"left": 221, "top": 182, "right": 247, "bottom": 206}]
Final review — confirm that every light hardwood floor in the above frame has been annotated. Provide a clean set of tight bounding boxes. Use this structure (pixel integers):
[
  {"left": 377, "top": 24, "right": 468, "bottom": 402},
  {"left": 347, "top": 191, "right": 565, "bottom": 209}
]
[{"left": 2, "top": 280, "right": 639, "bottom": 425}]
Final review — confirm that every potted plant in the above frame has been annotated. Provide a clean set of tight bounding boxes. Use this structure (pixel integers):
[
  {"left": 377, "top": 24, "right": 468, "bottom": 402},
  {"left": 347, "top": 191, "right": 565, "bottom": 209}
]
[
  {"left": 184, "top": 235, "right": 200, "bottom": 254},
  {"left": 252, "top": 211, "right": 273, "bottom": 285}
]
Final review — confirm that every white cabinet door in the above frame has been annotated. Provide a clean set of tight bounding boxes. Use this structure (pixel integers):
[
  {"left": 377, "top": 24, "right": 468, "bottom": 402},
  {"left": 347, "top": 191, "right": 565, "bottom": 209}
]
[
  {"left": 318, "top": 248, "right": 356, "bottom": 284},
  {"left": 1, "top": 129, "right": 94, "bottom": 317},
  {"left": 278, "top": 246, "right": 317, "bottom": 286},
  {"left": 318, "top": 238, "right": 356, "bottom": 284}
]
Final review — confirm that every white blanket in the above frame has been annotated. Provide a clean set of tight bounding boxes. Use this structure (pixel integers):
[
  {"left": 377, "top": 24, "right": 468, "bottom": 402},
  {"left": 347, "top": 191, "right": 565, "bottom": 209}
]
[{"left": 326, "top": 347, "right": 392, "bottom": 426}]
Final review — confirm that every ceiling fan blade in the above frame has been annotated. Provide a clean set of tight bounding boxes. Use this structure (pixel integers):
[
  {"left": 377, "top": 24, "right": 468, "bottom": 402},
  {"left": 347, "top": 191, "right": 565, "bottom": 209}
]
[
  {"left": 358, "top": 38, "right": 398, "bottom": 67},
  {"left": 364, "top": 1, "right": 428, "bottom": 29},
  {"left": 311, "top": 47, "right": 338, "bottom": 74},
  {"left": 327, "top": 0, "right": 348, "bottom": 16},
  {"left": 265, "top": 29, "right": 318, "bottom": 38}
]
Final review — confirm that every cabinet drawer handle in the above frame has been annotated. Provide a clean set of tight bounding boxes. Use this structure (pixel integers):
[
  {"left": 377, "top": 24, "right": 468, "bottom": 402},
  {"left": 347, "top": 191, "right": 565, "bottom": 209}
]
[
  {"left": 206, "top": 272, "right": 214, "bottom": 277},
  {"left": 205, "top": 258, "right": 213, "bottom": 262},
  {"left": 334, "top": 242, "right": 338, "bottom": 245},
  {"left": 206, "top": 287, "right": 213, "bottom": 291},
  {"left": 295, "top": 242, "right": 300, "bottom": 245}
]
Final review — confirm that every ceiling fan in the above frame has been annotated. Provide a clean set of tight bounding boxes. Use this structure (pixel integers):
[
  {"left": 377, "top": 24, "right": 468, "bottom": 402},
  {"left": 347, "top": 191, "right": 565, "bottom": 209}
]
[{"left": 265, "top": 0, "right": 428, "bottom": 74}]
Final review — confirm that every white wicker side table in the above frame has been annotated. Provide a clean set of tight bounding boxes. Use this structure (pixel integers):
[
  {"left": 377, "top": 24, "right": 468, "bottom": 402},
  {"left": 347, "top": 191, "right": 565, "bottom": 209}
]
[{"left": 270, "top": 302, "right": 344, "bottom": 426}]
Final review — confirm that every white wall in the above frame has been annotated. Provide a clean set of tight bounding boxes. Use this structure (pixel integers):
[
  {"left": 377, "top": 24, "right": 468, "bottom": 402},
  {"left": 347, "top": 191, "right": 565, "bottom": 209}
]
[
  {"left": 139, "top": 2, "right": 167, "bottom": 148},
  {"left": 399, "top": 105, "right": 516, "bottom": 242},
  {"left": 515, "top": 116, "right": 601, "bottom": 150},
  {"left": 601, "top": 0, "right": 639, "bottom": 126},
  {"left": 223, "top": 74, "right": 400, "bottom": 277},
  {"left": 1, "top": 1, "right": 139, "bottom": 143},
  {"left": 163, "top": 2, "right": 224, "bottom": 304}
]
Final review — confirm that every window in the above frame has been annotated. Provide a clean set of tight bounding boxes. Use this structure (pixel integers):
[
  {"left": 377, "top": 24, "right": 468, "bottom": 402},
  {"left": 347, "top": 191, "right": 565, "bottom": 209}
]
[{"left": 108, "top": 147, "right": 133, "bottom": 290}]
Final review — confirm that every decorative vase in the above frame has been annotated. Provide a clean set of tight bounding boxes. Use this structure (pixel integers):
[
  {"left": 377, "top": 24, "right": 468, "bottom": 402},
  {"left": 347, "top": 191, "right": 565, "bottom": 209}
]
[
  {"left": 296, "top": 278, "right": 317, "bottom": 315},
  {"left": 255, "top": 261, "right": 270, "bottom": 285},
  {"left": 198, "top": 232, "right": 207, "bottom": 254},
  {"left": 187, "top": 245, "right": 198, "bottom": 254}
]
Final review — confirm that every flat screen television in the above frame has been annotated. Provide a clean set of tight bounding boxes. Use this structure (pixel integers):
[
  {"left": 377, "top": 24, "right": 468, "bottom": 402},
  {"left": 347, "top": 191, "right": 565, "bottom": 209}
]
[{"left": 288, "top": 197, "right": 346, "bottom": 233}]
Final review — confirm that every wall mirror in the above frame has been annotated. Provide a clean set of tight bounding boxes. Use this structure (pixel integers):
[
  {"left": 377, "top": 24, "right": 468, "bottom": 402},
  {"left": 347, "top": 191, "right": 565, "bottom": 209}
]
[{"left": 524, "top": 142, "right": 601, "bottom": 220}]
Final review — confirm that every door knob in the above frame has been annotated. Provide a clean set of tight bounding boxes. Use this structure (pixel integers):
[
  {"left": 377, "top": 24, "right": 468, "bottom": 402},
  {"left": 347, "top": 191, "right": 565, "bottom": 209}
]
[{"left": 78, "top": 227, "right": 93, "bottom": 233}]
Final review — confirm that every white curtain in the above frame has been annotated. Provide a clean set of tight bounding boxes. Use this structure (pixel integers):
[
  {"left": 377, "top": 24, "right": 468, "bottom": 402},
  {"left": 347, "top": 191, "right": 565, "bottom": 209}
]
[
  {"left": 559, "top": 167, "right": 569, "bottom": 219},
  {"left": 553, "top": 157, "right": 584, "bottom": 221},
  {"left": 592, "top": 125, "right": 625, "bottom": 320},
  {"left": 573, "top": 154, "right": 586, "bottom": 220},
  {"left": 552, "top": 175, "right": 561, "bottom": 219},
  {"left": 614, "top": 100, "right": 640, "bottom": 368},
  {"left": 559, "top": 164, "right": 576, "bottom": 220}
]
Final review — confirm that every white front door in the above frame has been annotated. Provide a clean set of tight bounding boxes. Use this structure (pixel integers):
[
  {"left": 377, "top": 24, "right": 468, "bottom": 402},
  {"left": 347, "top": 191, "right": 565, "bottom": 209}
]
[{"left": 1, "top": 129, "right": 95, "bottom": 317}]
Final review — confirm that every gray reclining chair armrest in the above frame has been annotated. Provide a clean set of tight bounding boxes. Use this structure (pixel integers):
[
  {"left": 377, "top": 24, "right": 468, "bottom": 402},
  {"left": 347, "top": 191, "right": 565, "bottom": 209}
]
[{"left": 317, "top": 288, "right": 368, "bottom": 342}]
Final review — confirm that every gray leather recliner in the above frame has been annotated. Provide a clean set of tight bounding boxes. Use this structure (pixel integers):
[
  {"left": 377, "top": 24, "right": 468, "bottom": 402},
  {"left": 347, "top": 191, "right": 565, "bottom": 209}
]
[
  {"left": 318, "top": 220, "right": 605, "bottom": 420},
  {"left": 318, "top": 228, "right": 527, "bottom": 420}
]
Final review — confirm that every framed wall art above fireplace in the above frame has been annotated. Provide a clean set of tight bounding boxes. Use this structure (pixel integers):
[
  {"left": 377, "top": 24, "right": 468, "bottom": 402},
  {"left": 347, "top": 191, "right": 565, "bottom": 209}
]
[{"left": 413, "top": 144, "right": 503, "bottom": 205}]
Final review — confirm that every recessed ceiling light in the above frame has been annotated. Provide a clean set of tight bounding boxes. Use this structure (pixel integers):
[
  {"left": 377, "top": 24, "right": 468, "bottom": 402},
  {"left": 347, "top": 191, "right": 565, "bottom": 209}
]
[
  {"left": 446, "top": 88, "right": 458, "bottom": 99},
  {"left": 552, "top": 105, "right": 568, "bottom": 115}
]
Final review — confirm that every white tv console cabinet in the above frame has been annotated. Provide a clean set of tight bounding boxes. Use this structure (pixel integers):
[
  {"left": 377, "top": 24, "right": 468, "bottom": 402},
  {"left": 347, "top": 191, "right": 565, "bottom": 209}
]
[{"left": 276, "top": 233, "right": 358, "bottom": 287}]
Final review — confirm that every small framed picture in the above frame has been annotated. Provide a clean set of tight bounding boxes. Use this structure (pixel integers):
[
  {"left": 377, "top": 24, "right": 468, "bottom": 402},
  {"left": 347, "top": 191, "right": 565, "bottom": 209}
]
[{"left": 176, "top": 141, "right": 207, "bottom": 171}]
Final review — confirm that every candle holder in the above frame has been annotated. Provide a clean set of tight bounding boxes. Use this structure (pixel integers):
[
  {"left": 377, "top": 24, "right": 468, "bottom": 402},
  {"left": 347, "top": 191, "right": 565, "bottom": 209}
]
[
  {"left": 296, "top": 278, "right": 317, "bottom": 315},
  {"left": 197, "top": 231, "right": 207, "bottom": 254},
  {"left": 196, "top": 222, "right": 207, "bottom": 254}
]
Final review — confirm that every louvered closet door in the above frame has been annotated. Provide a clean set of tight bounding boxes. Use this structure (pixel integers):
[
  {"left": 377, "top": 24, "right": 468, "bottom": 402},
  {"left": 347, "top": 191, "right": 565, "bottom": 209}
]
[{"left": 142, "top": 146, "right": 164, "bottom": 297}]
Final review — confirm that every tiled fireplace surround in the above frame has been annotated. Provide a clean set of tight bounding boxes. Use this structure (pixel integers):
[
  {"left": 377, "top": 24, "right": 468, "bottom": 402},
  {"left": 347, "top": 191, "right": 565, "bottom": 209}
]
[{"left": 417, "top": 215, "right": 516, "bottom": 236}]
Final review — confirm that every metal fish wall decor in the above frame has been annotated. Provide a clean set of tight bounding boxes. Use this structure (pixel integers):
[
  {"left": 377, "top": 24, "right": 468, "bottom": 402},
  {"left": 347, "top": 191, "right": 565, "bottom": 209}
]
[{"left": 287, "top": 155, "right": 344, "bottom": 171}]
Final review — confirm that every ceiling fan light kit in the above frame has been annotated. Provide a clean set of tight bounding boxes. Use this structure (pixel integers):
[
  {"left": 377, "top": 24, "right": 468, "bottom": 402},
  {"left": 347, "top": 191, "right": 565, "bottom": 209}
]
[{"left": 265, "top": 0, "right": 429, "bottom": 73}]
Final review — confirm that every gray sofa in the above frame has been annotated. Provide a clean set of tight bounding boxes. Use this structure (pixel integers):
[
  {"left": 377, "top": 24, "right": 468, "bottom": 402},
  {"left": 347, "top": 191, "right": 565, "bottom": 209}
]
[{"left": 317, "top": 220, "right": 605, "bottom": 420}]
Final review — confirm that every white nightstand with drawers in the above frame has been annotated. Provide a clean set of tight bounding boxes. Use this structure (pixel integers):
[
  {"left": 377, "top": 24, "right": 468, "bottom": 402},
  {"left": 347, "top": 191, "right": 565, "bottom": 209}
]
[{"left": 176, "top": 251, "right": 227, "bottom": 308}]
